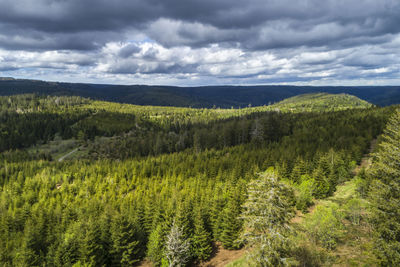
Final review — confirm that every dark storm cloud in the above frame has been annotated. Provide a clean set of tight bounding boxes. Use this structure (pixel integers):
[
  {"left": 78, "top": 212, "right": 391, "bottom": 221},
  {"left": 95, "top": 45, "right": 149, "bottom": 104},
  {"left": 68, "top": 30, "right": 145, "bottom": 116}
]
[
  {"left": 118, "top": 44, "right": 141, "bottom": 58},
  {"left": 1, "top": 0, "right": 399, "bottom": 51},
  {"left": 0, "top": 0, "right": 399, "bottom": 85}
]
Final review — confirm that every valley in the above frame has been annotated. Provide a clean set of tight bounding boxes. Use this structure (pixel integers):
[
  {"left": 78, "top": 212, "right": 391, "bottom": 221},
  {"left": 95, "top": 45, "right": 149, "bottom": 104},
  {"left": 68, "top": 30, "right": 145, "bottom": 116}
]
[{"left": 0, "top": 92, "right": 399, "bottom": 266}]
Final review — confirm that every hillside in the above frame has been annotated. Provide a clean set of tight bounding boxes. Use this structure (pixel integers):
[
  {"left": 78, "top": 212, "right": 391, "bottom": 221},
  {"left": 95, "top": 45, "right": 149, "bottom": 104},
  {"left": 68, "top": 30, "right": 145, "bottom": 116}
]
[
  {"left": 0, "top": 93, "right": 372, "bottom": 156},
  {"left": 1, "top": 78, "right": 400, "bottom": 107},
  {"left": 272, "top": 93, "right": 372, "bottom": 112},
  {"left": 0, "top": 92, "right": 398, "bottom": 266}
]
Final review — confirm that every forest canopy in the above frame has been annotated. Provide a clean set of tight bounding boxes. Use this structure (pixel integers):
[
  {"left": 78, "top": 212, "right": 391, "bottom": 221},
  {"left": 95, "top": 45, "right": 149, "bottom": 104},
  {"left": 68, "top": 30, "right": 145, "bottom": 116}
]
[{"left": 0, "top": 92, "right": 398, "bottom": 266}]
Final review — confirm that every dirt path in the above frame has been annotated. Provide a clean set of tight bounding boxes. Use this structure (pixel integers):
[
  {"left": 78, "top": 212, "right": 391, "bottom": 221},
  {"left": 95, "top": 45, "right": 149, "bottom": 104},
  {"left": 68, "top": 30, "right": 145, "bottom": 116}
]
[
  {"left": 58, "top": 148, "right": 79, "bottom": 162},
  {"left": 353, "top": 139, "right": 376, "bottom": 175},
  {"left": 137, "top": 243, "right": 246, "bottom": 267},
  {"left": 199, "top": 243, "right": 246, "bottom": 267}
]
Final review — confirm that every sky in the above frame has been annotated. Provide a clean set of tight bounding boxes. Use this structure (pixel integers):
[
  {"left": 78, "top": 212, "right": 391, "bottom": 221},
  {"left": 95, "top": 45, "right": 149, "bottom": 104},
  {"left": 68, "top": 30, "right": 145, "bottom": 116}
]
[{"left": 0, "top": 0, "right": 399, "bottom": 86}]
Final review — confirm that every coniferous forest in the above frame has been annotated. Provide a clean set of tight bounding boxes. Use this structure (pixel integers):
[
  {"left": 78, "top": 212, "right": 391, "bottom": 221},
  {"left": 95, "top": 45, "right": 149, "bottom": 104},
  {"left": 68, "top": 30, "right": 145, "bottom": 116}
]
[{"left": 0, "top": 92, "right": 399, "bottom": 266}]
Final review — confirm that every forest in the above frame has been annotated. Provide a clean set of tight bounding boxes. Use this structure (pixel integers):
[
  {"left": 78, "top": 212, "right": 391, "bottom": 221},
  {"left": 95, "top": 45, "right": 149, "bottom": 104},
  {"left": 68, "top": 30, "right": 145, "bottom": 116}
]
[
  {"left": 1, "top": 77, "right": 400, "bottom": 107},
  {"left": 0, "top": 92, "right": 399, "bottom": 266}
]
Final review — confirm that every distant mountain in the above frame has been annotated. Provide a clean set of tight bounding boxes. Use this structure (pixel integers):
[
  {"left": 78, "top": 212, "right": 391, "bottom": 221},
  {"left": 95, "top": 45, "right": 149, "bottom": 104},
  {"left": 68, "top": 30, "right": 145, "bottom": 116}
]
[{"left": 0, "top": 78, "right": 399, "bottom": 107}]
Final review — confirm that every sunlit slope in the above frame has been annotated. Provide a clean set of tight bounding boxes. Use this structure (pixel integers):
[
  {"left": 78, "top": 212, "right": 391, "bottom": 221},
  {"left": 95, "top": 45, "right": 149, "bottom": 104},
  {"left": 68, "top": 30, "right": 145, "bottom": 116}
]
[
  {"left": 79, "top": 92, "right": 373, "bottom": 122},
  {"left": 269, "top": 93, "right": 372, "bottom": 112}
]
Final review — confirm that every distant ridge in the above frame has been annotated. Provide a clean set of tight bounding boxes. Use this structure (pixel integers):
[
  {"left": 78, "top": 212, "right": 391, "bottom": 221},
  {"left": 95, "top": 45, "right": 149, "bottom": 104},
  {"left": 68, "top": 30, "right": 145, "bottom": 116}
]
[
  {"left": 0, "top": 77, "right": 399, "bottom": 108},
  {"left": 0, "top": 77, "right": 15, "bottom": 81}
]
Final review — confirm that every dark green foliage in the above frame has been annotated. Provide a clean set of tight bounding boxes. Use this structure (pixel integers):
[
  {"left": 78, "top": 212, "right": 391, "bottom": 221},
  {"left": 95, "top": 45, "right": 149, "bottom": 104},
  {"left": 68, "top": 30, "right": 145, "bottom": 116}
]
[
  {"left": 312, "top": 167, "right": 331, "bottom": 199},
  {"left": 220, "top": 188, "right": 243, "bottom": 249},
  {"left": 55, "top": 222, "right": 82, "bottom": 266},
  {"left": 1, "top": 78, "right": 400, "bottom": 107},
  {"left": 21, "top": 219, "right": 43, "bottom": 266},
  {"left": 368, "top": 109, "right": 400, "bottom": 265},
  {"left": 0, "top": 93, "right": 394, "bottom": 266},
  {"left": 191, "top": 210, "right": 212, "bottom": 261},
  {"left": 81, "top": 219, "right": 108, "bottom": 266},
  {"left": 110, "top": 214, "right": 145, "bottom": 266}
]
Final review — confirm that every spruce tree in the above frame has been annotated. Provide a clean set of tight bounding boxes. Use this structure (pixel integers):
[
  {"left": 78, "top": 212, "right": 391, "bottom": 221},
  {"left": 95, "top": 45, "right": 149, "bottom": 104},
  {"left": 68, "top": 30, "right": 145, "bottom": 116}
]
[
  {"left": 110, "top": 214, "right": 144, "bottom": 266},
  {"left": 312, "top": 167, "right": 330, "bottom": 198},
  {"left": 210, "top": 189, "right": 225, "bottom": 240},
  {"left": 191, "top": 210, "right": 212, "bottom": 261},
  {"left": 241, "top": 171, "right": 295, "bottom": 266},
  {"left": 175, "top": 201, "right": 194, "bottom": 240},
  {"left": 165, "top": 220, "right": 191, "bottom": 267},
  {"left": 81, "top": 219, "right": 107, "bottom": 266},
  {"left": 368, "top": 109, "right": 400, "bottom": 265},
  {"left": 21, "top": 219, "right": 41, "bottom": 266},
  {"left": 147, "top": 223, "right": 168, "bottom": 266},
  {"left": 220, "top": 188, "right": 243, "bottom": 249}
]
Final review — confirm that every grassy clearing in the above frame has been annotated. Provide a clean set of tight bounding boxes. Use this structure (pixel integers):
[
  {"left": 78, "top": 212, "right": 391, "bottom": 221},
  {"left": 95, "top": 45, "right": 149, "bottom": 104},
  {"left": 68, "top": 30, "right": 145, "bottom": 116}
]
[
  {"left": 294, "top": 178, "right": 378, "bottom": 266},
  {"left": 226, "top": 178, "right": 377, "bottom": 267},
  {"left": 27, "top": 137, "right": 78, "bottom": 159},
  {"left": 26, "top": 135, "right": 90, "bottom": 161},
  {"left": 225, "top": 255, "right": 248, "bottom": 267}
]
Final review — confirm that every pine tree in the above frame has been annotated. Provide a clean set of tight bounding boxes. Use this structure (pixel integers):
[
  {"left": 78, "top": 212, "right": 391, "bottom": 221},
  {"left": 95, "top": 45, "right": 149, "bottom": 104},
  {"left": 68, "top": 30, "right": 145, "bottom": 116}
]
[
  {"left": 165, "top": 220, "right": 191, "bottom": 267},
  {"left": 240, "top": 171, "right": 295, "bottom": 267},
  {"left": 80, "top": 219, "right": 107, "bottom": 266},
  {"left": 175, "top": 201, "right": 194, "bottom": 240},
  {"left": 110, "top": 214, "right": 144, "bottom": 266},
  {"left": 312, "top": 167, "right": 330, "bottom": 198},
  {"left": 147, "top": 223, "right": 167, "bottom": 266},
  {"left": 251, "top": 119, "right": 264, "bottom": 144},
  {"left": 220, "top": 188, "right": 243, "bottom": 249},
  {"left": 368, "top": 109, "right": 400, "bottom": 265},
  {"left": 191, "top": 210, "right": 212, "bottom": 261},
  {"left": 290, "top": 158, "right": 306, "bottom": 183},
  {"left": 20, "top": 219, "right": 41, "bottom": 266},
  {"left": 55, "top": 222, "right": 82, "bottom": 267},
  {"left": 210, "top": 189, "right": 225, "bottom": 240}
]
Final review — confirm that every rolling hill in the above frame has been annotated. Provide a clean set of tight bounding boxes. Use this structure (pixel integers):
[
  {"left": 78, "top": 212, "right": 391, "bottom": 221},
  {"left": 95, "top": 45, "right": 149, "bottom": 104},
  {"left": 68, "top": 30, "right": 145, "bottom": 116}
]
[{"left": 0, "top": 77, "right": 400, "bottom": 107}]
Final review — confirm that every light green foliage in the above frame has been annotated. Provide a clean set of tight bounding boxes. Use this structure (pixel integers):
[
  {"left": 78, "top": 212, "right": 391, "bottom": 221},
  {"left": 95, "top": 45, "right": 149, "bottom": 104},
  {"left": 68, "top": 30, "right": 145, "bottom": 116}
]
[
  {"left": 295, "top": 175, "right": 314, "bottom": 212},
  {"left": 225, "top": 255, "right": 249, "bottom": 267},
  {"left": 273, "top": 93, "right": 372, "bottom": 112},
  {"left": 55, "top": 222, "right": 83, "bottom": 266},
  {"left": 0, "top": 93, "right": 393, "bottom": 266},
  {"left": 240, "top": 171, "right": 295, "bottom": 266},
  {"left": 147, "top": 224, "right": 168, "bottom": 266},
  {"left": 304, "top": 203, "right": 344, "bottom": 250},
  {"left": 344, "top": 198, "right": 363, "bottom": 225}
]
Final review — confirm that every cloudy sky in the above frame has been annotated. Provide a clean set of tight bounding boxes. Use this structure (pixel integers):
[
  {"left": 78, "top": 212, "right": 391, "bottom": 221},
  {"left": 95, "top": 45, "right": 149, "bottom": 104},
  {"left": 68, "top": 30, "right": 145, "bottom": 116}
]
[{"left": 0, "top": 0, "right": 399, "bottom": 86}]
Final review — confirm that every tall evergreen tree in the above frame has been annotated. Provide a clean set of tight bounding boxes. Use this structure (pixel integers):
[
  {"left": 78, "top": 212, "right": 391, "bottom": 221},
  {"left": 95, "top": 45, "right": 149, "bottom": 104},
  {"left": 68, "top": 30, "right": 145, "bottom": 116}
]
[
  {"left": 110, "top": 214, "right": 144, "bottom": 266},
  {"left": 147, "top": 223, "right": 168, "bottom": 266},
  {"left": 165, "top": 220, "right": 191, "bottom": 267},
  {"left": 21, "top": 219, "right": 42, "bottom": 266},
  {"left": 368, "top": 109, "right": 400, "bottom": 265},
  {"left": 191, "top": 209, "right": 212, "bottom": 261},
  {"left": 240, "top": 171, "right": 295, "bottom": 266},
  {"left": 80, "top": 219, "right": 108, "bottom": 266},
  {"left": 220, "top": 188, "right": 243, "bottom": 249},
  {"left": 312, "top": 167, "right": 330, "bottom": 198}
]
